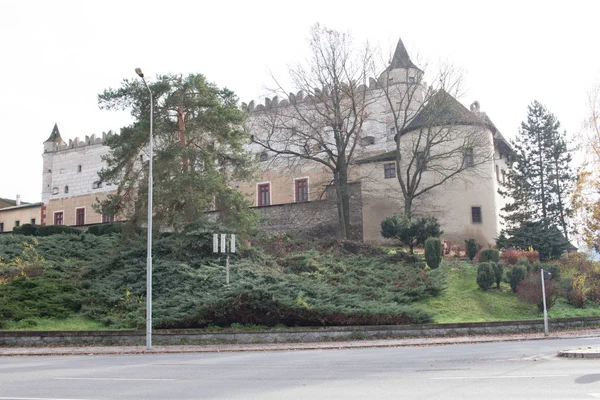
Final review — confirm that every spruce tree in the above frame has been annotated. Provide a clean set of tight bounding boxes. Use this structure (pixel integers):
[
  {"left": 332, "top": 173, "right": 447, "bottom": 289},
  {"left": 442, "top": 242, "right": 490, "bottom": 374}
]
[{"left": 499, "top": 101, "right": 575, "bottom": 256}]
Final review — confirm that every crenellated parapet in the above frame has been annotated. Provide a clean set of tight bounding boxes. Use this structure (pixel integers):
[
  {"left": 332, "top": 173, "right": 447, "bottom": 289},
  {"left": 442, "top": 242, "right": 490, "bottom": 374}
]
[{"left": 46, "top": 130, "right": 117, "bottom": 153}]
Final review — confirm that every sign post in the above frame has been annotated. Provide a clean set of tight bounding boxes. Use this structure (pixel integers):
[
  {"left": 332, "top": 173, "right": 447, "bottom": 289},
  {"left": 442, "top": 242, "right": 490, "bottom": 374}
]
[
  {"left": 541, "top": 269, "right": 550, "bottom": 336},
  {"left": 213, "top": 233, "right": 236, "bottom": 285}
]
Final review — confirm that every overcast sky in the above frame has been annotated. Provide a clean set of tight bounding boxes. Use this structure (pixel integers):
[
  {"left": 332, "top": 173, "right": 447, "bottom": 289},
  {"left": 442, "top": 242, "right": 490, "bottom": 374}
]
[{"left": 1, "top": 0, "right": 598, "bottom": 202}]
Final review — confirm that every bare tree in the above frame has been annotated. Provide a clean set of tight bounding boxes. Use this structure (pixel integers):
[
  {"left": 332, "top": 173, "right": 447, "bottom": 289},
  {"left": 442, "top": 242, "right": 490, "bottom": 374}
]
[
  {"left": 248, "top": 24, "right": 377, "bottom": 239},
  {"left": 378, "top": 41, "right": 495, "bottom": 218}
]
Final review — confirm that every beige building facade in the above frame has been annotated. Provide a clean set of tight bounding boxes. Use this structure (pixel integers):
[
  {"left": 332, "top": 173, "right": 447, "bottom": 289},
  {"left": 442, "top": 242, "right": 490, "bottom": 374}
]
[{"left": 0, "top": 200, "right": 41, "bottom": 233}]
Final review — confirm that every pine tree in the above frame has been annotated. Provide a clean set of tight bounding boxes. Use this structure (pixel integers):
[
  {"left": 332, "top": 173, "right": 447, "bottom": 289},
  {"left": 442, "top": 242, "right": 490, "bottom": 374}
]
[
  {"left": 499, "top": 101, "right": 575, "bottom": 255},
  {"left": 96, "top": 73, "right": 258, "bottom": 232}
]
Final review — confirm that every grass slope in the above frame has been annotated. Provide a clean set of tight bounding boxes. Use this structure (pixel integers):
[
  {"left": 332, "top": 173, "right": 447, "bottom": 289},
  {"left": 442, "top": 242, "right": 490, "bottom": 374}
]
[{"left": 420, "top": 259, "right": 600, "bottom": 323}]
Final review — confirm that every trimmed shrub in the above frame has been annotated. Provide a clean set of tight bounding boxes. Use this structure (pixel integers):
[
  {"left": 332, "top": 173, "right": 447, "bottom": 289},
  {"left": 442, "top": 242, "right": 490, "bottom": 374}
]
[
  {"left": 424, "top": 237, "right": 442, "bottom": 269},
  {"left": 476, "top": 262, "right": 495, "bottom": 291},
  {"left": 36, "top": 225, "right": 81, "bottom": 236},
  {"left": 506, "top": 265, "right": 527, "bottom": 293},
  {"left": 465, "top": 239, "right": 478, "bottom": 261},
  {"left": 381, "top": 215, "right": 443, "bottom": 254},
  {"left": 492, "top": 262, "right": 504, "bottom": 289},
  {"left": 12, "top": 224, "right": 38, "bottom": 236},
  {"left": 87, "top": 223, "right": 122, "bottom": 236},
  {"left": 516, "top": 272, "right": 561, "bottom": 311},
  {"left": 479, "top": 249, "right": 500, "bottom": 263},
  {"left": 531, "top": 262, "right": 561, "bottom": 282}
]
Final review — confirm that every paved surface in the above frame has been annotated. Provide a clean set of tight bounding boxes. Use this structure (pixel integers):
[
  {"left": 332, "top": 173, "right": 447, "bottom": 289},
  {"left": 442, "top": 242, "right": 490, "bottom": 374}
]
[
  {"left": 2, "top": 327, "right": 600, "bottom": 357},
  {"left": 1, "top": 337, "right": 600, "bottom": 399}
]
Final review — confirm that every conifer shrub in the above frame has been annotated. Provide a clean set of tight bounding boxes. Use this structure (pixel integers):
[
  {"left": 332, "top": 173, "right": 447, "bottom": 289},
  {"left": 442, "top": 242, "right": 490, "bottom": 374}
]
[
  {"left": 465, "top": 239, "right": 478, "bottom": 261},
  {"left": 424, "top": 237, "right": 442, "bottom": 269},
  {"left": 479, "top": 249, "right": 500, "bottom": 263},
  {"left": 36, "top": 225, "right": 81, "bottom": 236},
  {"left": 12, "top": 224, "right": 38, "bottom": 236},
  {"left": 531, "top": 262, "right": 561, "bottom": 281},
  {"left": 87, "top": 222, "right": 122, "bottom": 236},
  {"left": 492, "top": 262, "right": 504, "bottom": 289},
  {"left": 506, "top": 265, "right": 527, "bottom": 293},
  {"left": 476, "top": 262, "right": 495, "bottom": 291}
]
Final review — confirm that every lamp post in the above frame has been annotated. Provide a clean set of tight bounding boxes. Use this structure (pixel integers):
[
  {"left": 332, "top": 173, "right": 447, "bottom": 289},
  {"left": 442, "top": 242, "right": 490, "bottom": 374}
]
[{"left": 135, "top": 68, "right": 153, "bottom": 350}]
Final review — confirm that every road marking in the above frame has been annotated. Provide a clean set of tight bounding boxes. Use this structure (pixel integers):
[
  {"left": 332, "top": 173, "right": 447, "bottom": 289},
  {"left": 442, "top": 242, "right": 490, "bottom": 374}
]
[
  {"left": 429, "top": 374, "right": 568, "bottom": 380},
  {"left": 0, "top": 397, "right": 94, "bottom": 400},
  {"left": 54, "top": 378, "right": 176, "bottom": 381}
]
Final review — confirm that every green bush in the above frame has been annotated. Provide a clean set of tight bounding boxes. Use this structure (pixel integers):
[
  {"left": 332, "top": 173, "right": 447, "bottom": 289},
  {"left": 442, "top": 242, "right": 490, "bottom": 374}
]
[
  {"left": 424, "top": 237, "right": 442, "bottom": 269},
  {"left": 506, "top": 265, "right": 527, "bottom": 293},
  {"left": 516, "top": 272, "right": 561, "bottom": 311},
  {"left": 87, "top": 222, "right": 122, "bottom": 236},
  {"left": 531, "top": 262, "right": 561, "bottom": 281},
  {"left": 12, "top": 224, "right": 38, "bottom": 236},
  {"left": 492, "top": 262, "right": 504, "bottom": 289},
  {"left": 381, "top": 215, "right": 443, "bottom": 254},
  {"left": 36, "top": 225, "right": 81, "bottom": 236},
  {"left": 479, "top": 249, "right": 500, "bottom": 263},
  {"left": 476, "top": 262, "right": 495, "bottom": 291},
  {"left": 465, "top": 239, "right": 478, "bottom": 261}
]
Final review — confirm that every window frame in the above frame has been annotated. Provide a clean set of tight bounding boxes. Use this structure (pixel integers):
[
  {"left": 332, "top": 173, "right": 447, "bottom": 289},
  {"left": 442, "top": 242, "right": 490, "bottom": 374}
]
[
  {"left": 75, "top": 207, "right": 86, "bottom": 226},
  {"left": 294, "top": 177, "right": 309, "bottom": 202},
  {"left": 102, "top": 213, "right": 115, "bottom": 224},
  {"left": 257, "top": 182, "right": 271, "bottom": 206},
  {"left": 54, "top": 211, "right": 64, "bottom": 226},
  {"left": 464, "top": 148, "right": 474, "bottom": 168},
  {"left": 384, "top": 163, "right": 396, "bottom": 179},
  {"left": 471, "top": 206, "right": 482, "bottom": 224}
]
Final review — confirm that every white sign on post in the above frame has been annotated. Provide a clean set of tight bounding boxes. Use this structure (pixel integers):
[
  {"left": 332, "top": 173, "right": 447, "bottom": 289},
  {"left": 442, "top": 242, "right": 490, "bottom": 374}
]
[
  {"left": 230, "top": 234, "right": 236, "bottom": 253},
  {"left": 213, "top": 234, "right": 219, "bottom": 253},
  {"left": 213, "top": 233, "right": 236, "bottom": 285}
]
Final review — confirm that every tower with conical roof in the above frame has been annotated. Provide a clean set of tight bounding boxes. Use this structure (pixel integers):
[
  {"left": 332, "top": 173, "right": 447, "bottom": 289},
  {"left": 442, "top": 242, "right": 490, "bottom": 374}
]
[
  {"left": 42, "top": 123, "right": 62, "bottom": 204},
  {"left": 380, "top": 37, "right": 423, "bottom": 84}
]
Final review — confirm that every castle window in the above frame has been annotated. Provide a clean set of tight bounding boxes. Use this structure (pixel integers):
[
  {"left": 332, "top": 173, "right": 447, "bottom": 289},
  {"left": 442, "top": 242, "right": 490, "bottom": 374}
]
[
  {"left": 384, "top": 163, "right": 396, "bottom": 179},
  {"left": 295, "top": 178, "right": 309, "bottom": 202},
  {"left": 259, "top": 152, "right": 269, "bottom": 162},
  {"left": 52, "top": 187, "right": 59, "bottom": 195},
  {"left": 14, "top": 220, "right": 20, "bottom": 227},
  {"left": 0, "top": 223, "right": 3, "bottom": 232},
  {"left": 64, "top": 185, "right": 69, "bottom": 194},
  {"left": 416, "top": 151, "right": 427, "bottom": 170},
  {"left": 464, "top": 148, "right": 474, "bottom": 168},
  {"left": 54, "top": 212, "right": 63, "bottom": 226},
  {"left": 408, "top": 76, "right": 415, "bottom": 84},
  {"left": 47, "top": 169, "right": 51, "bottom": 173},
  {"left": 258, "top": 183, "right": 271, "bottom": 206},
  {"left": 361, "top": 136, "right": 375, "bottom": 146},
  {"left": 75, "top": 208, "right": 85, "bottom": 226},
  {"left": 496, "top": 165, "right": 500, "bottom": 182},
  {"left": 30, "top": 218, "right": 36, "bottom": 225},
  {"left": 102, "top": 214, "right": 115, "bottom": 224},
  {"left": 501, "top": 169, "right": 506, "bottom": 184},
  {"left": 92, "top": 181, "right": 102, "bottom": 189},
  {"left": 77, "top": 165, "right": 82, "bottom": 172},
  {"left": 471, "top": 206, "right": 482, "bottom": 224}
]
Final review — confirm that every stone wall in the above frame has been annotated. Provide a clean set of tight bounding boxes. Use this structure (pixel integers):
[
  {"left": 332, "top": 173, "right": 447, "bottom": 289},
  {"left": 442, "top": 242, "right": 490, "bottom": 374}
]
[{"left": 2, "top": 317, "right": 598, "bottom": 346}]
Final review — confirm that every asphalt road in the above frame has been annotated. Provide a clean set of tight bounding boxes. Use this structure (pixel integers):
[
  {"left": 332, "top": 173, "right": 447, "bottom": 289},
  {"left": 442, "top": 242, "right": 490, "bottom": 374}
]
[{"left": 1, "top": 337, "right": 600, "bottom": 399}]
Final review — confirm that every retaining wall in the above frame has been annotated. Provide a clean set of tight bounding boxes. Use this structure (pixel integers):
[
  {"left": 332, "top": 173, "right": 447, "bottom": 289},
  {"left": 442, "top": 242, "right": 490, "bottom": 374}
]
[{"left": 1, "top": 317, "right": 599, "bottom": 347}]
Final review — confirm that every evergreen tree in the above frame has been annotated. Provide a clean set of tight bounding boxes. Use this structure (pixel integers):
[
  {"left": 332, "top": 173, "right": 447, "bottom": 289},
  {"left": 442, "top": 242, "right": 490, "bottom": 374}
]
[
  {"left": 96, "top": 73, "right": 258, "bottom": 232},
  {"left": 499, "top": 101, "right": 575, "bottom": 256}
]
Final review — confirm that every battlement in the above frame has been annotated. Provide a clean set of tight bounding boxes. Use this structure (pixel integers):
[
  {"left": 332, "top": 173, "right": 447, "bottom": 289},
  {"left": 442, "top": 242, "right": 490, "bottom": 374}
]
[{"left": 46, "top": 130, "right": 116, "bottom": 153}]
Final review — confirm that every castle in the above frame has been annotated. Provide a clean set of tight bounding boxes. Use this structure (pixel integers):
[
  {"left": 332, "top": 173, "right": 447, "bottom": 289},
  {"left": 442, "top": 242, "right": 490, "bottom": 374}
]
[{"left": 29, "top": 38, "right": 511, "bottom": 246}]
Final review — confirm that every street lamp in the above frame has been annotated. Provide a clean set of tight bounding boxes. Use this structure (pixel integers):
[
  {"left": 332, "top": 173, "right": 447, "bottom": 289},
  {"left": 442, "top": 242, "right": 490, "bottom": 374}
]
[{"left": 136, "top": 67, "right": 153, "bottom": 350}]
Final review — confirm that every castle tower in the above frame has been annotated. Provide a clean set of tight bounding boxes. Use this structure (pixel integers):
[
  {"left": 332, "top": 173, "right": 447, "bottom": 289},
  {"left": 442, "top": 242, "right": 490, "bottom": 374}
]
[
  {"left": 380, "top": 38, "right": 423, "bottom": 84},
  {"left": 42, "top": 123, "right": 62, "bottom": 204}
]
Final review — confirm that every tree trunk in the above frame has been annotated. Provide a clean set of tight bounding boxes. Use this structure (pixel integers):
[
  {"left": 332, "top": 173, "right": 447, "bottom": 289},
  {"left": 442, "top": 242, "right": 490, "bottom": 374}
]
[{"left": 333, "top": 170, "right": 351, "bottom": 239}]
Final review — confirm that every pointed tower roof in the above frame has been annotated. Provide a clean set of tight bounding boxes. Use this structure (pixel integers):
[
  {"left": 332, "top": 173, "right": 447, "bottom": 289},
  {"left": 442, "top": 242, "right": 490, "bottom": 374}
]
[
  {"left": 44, "top": 123, "right": 63, "bottom": 143},
  {"left": 388, "top": 38, "right": 420, "bottom": 71}
]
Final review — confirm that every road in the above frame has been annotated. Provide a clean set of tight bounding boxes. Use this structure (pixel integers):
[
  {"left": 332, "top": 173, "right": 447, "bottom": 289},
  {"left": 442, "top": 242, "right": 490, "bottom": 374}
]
[{"left": 1, "top": 337, "right": 599, "bottom": 399}]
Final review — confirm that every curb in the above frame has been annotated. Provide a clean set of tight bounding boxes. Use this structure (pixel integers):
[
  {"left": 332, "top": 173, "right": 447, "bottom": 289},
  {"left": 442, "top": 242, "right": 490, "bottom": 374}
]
[
  {"left": 2, "top": 330, "right": 600, "bottom": 357},
  {"left": 558, "top": 347, "right": 600, "bottom": 359}
]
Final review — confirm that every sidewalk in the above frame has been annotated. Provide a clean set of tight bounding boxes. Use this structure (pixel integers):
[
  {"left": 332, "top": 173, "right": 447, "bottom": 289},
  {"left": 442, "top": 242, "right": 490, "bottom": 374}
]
[{"left": 2, "top": 327, "right": 600, "bottom": 357}]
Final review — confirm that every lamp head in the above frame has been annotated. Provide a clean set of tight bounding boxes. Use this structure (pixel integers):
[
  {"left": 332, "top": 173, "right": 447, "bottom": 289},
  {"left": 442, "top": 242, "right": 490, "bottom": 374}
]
[{"left": 135, "top": 68, "right": 144, "bottom": 78}]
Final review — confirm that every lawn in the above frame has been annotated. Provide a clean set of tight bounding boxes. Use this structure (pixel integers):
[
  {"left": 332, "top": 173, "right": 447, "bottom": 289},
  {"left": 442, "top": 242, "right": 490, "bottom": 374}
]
[
  {"left": 1, "top": 316, "right": 116, "bottom": 331},
  {"left": 419, "top": 259, "right": 600, "bottom": 323}
]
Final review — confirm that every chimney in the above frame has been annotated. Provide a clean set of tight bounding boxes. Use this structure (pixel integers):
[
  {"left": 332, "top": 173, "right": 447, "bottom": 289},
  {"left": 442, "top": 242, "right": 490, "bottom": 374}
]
[{"left": 16, "top": 194, "right": 21, "bottom": 206}]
